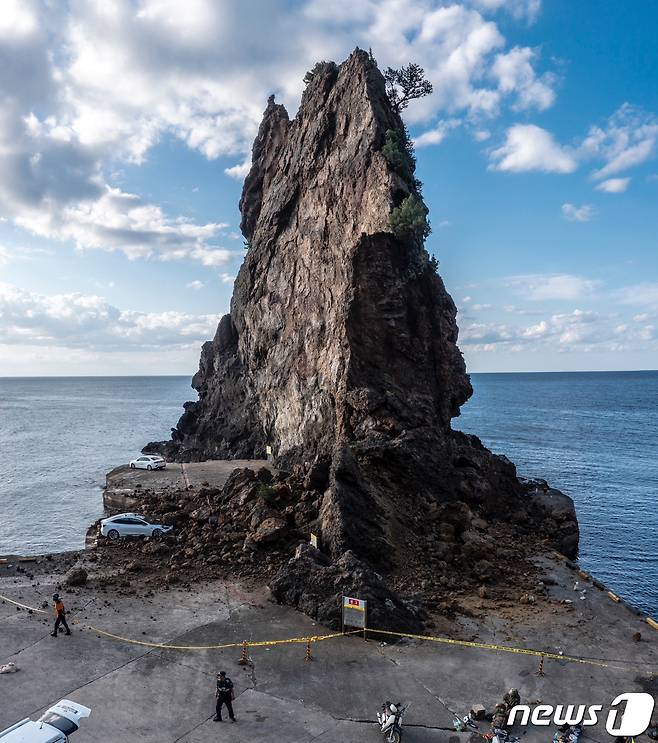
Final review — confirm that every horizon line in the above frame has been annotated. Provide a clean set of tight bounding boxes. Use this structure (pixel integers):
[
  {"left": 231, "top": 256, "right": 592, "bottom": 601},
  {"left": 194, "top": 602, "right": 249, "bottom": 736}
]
[{"left": 1, "top": 368, "right": 658, "bottom": 379}]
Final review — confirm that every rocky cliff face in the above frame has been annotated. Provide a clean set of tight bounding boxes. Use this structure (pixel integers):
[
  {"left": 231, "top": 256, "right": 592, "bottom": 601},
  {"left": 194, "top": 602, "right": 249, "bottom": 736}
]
[
  {"left": 157, "top": 50, "right": 470, "bottom": 465},
  {"left": 147, "top": 50, "right": 578, "bottom": 630}
]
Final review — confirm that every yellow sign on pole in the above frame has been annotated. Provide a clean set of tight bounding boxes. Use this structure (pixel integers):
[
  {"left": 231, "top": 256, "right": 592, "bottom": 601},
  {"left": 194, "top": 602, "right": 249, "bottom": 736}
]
[
  {"left": 265, "top": 445, "right": 272, "bottom": 456},
  {"left": 310, "top": 533, "right": 318, "bottom": 548}
]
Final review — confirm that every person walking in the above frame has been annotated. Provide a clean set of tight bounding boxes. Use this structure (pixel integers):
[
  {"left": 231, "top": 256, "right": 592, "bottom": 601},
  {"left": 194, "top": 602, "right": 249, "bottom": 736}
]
[
  {"left": 51, "top": 593, "right": 71, "bottom": 637},
  {"left": 213, "top": 671, "right": 236, "bottom": 722}
]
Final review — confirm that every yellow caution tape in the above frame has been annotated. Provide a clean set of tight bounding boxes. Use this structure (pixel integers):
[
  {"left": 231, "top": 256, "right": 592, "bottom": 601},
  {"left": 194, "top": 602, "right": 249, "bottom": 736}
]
[
  {"left": 646, "top": 617, "right": 658, "bottom": 631},
  {"left": 0, "top": 590, "right": 641, "bottom": 669},
  {"left": 608, "top": 591, "right": 621, "bottom": 603},
  {"left": 84, "top": 626, "right": 358, "bottom": 651},
  {"left": 0, "top": 590, "right": 358, "bottom": 649},
  {"left": 365, "top": 628, "right": 611, "bottom": 669},
  {"left": 0, "top": 594, "right": 47, "bottom": 613}
]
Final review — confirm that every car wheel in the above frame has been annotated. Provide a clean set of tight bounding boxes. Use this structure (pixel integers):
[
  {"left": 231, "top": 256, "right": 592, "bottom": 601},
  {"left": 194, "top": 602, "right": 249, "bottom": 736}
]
[
  {"left": 147, "top": 464, "right": 152, "bottom": 470},
  {"left": 130, "top": 463, "right": 135, "bottom": 469},
  {"left": 107, "top": 529, "right": 120, "bottom": 541},
  {"left": 152, "top": 528, "right": 163, "bottom": 539}
]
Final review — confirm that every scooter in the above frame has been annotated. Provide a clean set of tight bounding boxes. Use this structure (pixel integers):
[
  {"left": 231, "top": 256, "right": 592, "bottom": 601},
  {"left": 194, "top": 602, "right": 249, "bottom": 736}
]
[{"left": 377, "top": 701, "right": 407, "bottom": 742}]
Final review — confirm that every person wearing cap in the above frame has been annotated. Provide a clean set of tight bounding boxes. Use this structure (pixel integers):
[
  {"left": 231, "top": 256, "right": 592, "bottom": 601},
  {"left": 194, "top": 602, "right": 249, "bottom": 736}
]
[
  {"left": 503, "top": 688, "right": 520, "bottom": 712},
  {"left": 213, "top": 671, "right": 236, "bottom": 722},
  {"left": 51, "top": 593, "right": 71, "bottom": 637}
]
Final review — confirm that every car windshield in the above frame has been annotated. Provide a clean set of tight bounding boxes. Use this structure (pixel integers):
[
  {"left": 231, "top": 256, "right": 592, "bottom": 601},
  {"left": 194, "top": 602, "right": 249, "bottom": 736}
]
[{"left": 38, "top": 712, "right": 78, "bottom": 735}]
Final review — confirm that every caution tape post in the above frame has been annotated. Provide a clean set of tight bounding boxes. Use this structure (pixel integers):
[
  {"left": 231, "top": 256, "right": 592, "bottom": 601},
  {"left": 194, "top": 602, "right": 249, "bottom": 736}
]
[
  {"left": 238, "top": 641, "right": 249, "bottom": 665},
  {"left": 536, "top": 653, "right": 545, "bottom": 676},
  {"left": 305, "top": 639, "right": 313, "bottom": 662}
]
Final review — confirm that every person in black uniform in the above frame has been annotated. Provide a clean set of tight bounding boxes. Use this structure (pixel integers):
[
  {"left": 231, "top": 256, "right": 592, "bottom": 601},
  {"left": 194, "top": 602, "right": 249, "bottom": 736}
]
[{"left": 214, "top": 671, "right": 236, "bottom": 722}]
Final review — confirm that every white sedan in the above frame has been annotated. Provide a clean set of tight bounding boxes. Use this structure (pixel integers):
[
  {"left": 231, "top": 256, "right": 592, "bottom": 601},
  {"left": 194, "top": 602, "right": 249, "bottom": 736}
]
[
  {"left": 100, "top": 513, "right": 173, "bottom": 540},
  {"left": 129, "top": 454, "right": 166, "bottom": 470},
  {"left": 0, "top": 699, "right": 91, "bottom": 742}
]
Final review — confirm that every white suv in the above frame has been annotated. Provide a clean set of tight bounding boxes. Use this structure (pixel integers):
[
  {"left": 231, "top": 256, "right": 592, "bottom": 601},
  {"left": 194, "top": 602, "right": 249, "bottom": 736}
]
[
  {"left": 129, "top": 455, "right": 166, "bottom": 470},
  {"left": 0, "top": 699, "right": 91, "bottom": 742},
  {"left": 100, "top": 513, "right": 173, "bottom": 540}
]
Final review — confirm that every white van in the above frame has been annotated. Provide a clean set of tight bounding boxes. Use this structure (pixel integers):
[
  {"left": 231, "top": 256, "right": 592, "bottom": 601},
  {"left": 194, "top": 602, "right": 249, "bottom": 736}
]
[{"left": 0, "top": 700, "right": 91, "bottom": 742}]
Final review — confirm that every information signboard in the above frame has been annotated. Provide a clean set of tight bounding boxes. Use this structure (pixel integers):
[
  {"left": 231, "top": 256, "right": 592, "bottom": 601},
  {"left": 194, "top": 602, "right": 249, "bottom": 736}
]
[{"left": 342, "top": 595, "right": 367, "bottom": 631}]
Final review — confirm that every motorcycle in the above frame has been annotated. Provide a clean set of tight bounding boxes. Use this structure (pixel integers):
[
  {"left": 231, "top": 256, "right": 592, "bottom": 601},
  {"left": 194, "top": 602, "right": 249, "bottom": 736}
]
[
  {"left": 483, "top": 729, "right": 520, "bottom": 743},
  {"left": 377, "top": 701, "right": 408, "bottom": 742},
  {"left": 453, "top": 714, "right": 479, "bottom": 732},
  {"left": 553, "top": 724, "right": 582, "bottom": 743}
]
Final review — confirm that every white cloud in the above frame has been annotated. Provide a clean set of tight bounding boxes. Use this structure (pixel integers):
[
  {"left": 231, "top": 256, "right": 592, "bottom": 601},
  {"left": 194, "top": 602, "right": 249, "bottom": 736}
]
[
  {"left": 59, "top": 0, "right": 554, "bottom": 160},
  {"left": 0, "top": 0, "right": 558, "bottom": 265},
  {"left": 580, "top": 104, "right": 658, "bottom": 180},
  {"left": 506, "top": 273, "right": 600, "bottom": 301},
  {"left": 461, "top": 321, "right": 514, "bottom": 344},
  {"left": 562, "top": 203, "right": 595, "bottom": 222},
  {"left": 189, "top": 246, "right": 234, "bottom": 267},
  {"left": 220, "top": 272, "right": 236, "bottom": 284},
  {"left": 595, "top": 177, "right": 630, "bottom": 193},
  {"left": 0, "top": 5, "right": 237, "bottom": 267},
  {"left": 186, "top": 280, "right": 204, "bottom": 290},
  {"left": 0, "top": 0, "right": 38, "bottom": 38},
  {"left": 489, "top": 105, "right": 658, "bottom": 182},
  {"left": 0, "top": 281, "right": 220, "bottom": 350},
  {"left": 489, "top": 124, "right": 577, "bottom": 173},
  {"left": 616, "top": 283, "right": 658, "bottom": 308},
  {"left": 460, "top": 308, "right": 642, "bottom": 353},
  {"left": 414, "top": 119, "right": 460, "bottom": 147},
  {"left": 491, "top": 46, "right": 555, "bottom": 111},
  {"left": 224, "top": 158, "right": 252, "bottom": 180},
  {"left": 0, "top": 244, "right": 54, "bottom": 264},
  {"left": 14, "top": 186, "right": 232, "bottom": 264},
  {"left": 469, "top": 0, "right": 541, "bottom": 23}
]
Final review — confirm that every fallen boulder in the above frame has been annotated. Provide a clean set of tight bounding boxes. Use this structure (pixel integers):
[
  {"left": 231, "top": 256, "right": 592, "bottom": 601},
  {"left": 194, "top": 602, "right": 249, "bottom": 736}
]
[{"left": 65, "top": 567, "right": 88, "bottom": 586}]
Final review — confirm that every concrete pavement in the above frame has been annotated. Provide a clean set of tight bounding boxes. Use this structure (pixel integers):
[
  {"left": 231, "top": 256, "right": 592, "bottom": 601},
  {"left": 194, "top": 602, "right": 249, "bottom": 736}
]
[
  {"left": 103, "top": 460, "right": 272, "bottom": 511},
  {"left": 1, "top": 553, "right": 657, "bottom": 742}
]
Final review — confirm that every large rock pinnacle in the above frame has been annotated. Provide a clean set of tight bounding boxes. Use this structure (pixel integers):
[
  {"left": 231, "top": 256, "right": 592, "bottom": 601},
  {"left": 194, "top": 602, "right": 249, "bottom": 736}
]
[
  {"left": 162, "top": 49, "right": 471, "bottom": 464},
  {"left": 147, "top": 49, "right": 578, "bottom": 630}
]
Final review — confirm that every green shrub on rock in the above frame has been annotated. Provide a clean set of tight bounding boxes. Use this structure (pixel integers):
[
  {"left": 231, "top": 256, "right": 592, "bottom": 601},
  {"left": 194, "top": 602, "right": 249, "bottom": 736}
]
[
  {"left": 382, "top": 129, "right": 416, "bottom": 184},
  {"left": 390, "top": 195, "right": 431, "bottom": 248}
]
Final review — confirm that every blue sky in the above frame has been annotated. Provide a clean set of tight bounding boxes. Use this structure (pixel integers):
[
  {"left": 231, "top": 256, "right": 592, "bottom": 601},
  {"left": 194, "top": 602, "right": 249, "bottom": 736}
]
[{"left": 0, "top": 0, "right": 657, "bottom": 375}]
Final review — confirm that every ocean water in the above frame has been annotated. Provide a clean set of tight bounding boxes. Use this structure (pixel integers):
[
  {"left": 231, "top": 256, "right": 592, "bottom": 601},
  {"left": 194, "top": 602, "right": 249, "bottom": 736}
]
[
  {"left": 1, "top": 372, "right": 656, "bottom": 615},
  {"left": 455, "top": 370, "right": 658, "bottom": 617},
  {"left": 0, "top": 376, "right": 192, "bottom": 555}
]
